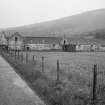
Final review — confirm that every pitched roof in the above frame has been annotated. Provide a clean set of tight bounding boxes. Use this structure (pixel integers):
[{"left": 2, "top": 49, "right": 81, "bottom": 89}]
[
  {"left": 9, "top": 32, "right": 23, "bottom": 39},
  {"left": 23, "top": 36, "right": 105, "bottom": 45},
  {"left": 23, "top": 37, "right": 62, "bottom": 44},
  {"left": 66, "top": 38, "right": 105, "bottom": 45}
]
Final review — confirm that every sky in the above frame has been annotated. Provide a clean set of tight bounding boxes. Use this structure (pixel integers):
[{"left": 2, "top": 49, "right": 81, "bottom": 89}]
[{"left": 0, "top": 0, "right": 105, "bottom": 28}]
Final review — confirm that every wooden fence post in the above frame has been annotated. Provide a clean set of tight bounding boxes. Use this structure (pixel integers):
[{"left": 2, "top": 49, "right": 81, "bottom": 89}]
[
  {"left": 15, "top": 50, "right": 17, "bottom": 59},
  {"left": 33, "top": 55, "right": 35, "bottom": 63},
  {"left": 13, "top": 50, "right": 15, "bottom": 57},
  {"left": 11, "top": 50, "right": 13, "bottom": 56},
  {"left": 26, "top": 52, "right": 28, "bottom": 63},
  {"left": 42, "top": 56, "right": 44, "bottom": 73},
  {"left": 57, "top": 59, "right": 60, "bottom": 82},
  {"left": 17, "top": 50, "right": 19, "bottom": 59},
  {"left": 21, "top": 52, "right": 23, "bottom": 63},
  {"left": 10, "top": 50, "right": 12, "bottom": 56},
  {"left": 92, "top": 64, "right": 97, "bottom": 105}
]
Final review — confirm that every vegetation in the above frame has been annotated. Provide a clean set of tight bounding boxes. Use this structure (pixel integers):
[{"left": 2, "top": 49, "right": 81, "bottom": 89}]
[{"left": 1, "top": 51, "right": 105, "bottom": 105}]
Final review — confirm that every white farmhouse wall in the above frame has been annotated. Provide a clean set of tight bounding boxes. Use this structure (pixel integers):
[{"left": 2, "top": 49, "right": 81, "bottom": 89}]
[
  {"left": 8, "top": 33, "right": 23, "bottom": 50},
  {"left": 76, "top": 45, "right": 91, "bottom": 51},
  {"left": 99, "top": 46, "right": 105, "bottom": 51},
  {"left": 91, "top": 45, "right": 98, "bottom": 51},
  {"left": 0, "top": 34, "right": 7, "bottom": 45},
  {"left": 8, "top": 40, "right": 23, "bottom": 50},
  {"left": 28, "top": 43, "right": 51, "bottom": 50},
  {"left": 54, "top": 44, "right": 62, "bottom": 49}
]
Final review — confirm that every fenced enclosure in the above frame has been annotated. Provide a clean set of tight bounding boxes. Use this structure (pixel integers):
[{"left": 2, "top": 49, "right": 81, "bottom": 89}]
[{"left": 1, "top": 49, "right": 105, "bottom": 105}]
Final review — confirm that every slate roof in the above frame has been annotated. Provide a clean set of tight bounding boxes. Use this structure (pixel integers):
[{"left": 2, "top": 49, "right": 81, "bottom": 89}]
[
  {"left": 66, "top": 38, "right": 105, "bottom": 45},
  {"left": 23, "top": 37, "right": 62, "bottom": 44},
  {"left": 23, "top": 36, "right": 105, "bottom": 45},
  {"left": 2, "top": 31, "right": 105, "bottom": 45},
  {"left": 9, "top": 32, "right": 23, "bottom": 39}
]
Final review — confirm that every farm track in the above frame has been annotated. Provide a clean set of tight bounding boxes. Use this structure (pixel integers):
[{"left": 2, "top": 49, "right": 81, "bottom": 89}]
[{"left": 0, "top": 55, "right": 45, "bottom": 105}]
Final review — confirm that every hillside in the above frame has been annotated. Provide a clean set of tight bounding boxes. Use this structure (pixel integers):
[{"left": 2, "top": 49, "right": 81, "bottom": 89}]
[{"left": 3, "top": 8, "right": 105, "bottom": 38}]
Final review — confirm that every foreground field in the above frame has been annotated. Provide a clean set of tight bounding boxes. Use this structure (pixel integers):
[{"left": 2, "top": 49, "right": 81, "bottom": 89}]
[
  {"left": 26, "top": 51, "right": 105, "bottom": 79},
  {"left": 2, "top": 51, "right": 105, "bottom": 105},
  {"left": 22, "top": 51, "right": 105, "bottom": 101}
]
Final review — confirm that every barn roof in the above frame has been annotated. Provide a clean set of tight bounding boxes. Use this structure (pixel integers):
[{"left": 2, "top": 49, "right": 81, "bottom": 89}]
[
  {"left": 4, "top": 31, "right": 105, "bottom": 45},
  {"left": 67, "top": 38, "right": 105, "bottom": 45},
  {"left": 23, "top": 37, "right": 62, "bottom": 44},
  {"left": 23, "top": 36, "right": 105, "bottom": 45},
  {"left": 9, "top": 32, "right": 23, "bottom": 39}
]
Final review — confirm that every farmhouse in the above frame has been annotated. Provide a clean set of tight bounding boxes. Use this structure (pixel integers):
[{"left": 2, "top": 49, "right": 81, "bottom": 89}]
[
  {"left": 24, "top": 37, "right": 62, "bottom": 51},
  {"left": 1, "top": 31, "right": 105, "bottom": 52},
  {"left": 8, "top": 32, "right": 24, "bottom": 50},
  {"left": 75, "top": 39, "right": 105, "bottom": 52},
  {"left": 60, "top": 37, "right": 105, "bottom": 52},
  {"left": 4, "top": 32, "right": 62, "bottom": 51}
]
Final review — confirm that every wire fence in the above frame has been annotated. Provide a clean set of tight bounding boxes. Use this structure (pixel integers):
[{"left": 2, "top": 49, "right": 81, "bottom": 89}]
[{"left": 1, "top": 49, "right": 105, "bottom": 105}]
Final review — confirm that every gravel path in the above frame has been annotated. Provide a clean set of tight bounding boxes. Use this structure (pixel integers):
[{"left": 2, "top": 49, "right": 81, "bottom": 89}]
[{"left": 0, "top": 55, "right": 45, "bottom": 105}]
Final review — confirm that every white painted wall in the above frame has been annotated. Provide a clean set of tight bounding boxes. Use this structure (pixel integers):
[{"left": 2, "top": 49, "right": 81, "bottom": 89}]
[
  {"left": 8, "top": 40, "right": 23, "bottom": 50},
  {"left": 27, "top": 43, "right": 51, "bottom": 50},
  {"left": 76, "top": 45, "right": 91, "bottom": 51},
  {"left": 99, "top": 46, "right": 105, "bottom": 51},
  {"left": 0, "top": 34, "right": 7, "bottom": 45}
]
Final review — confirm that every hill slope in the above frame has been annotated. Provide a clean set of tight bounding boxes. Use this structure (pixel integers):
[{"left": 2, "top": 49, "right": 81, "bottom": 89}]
[{"left": 4, "top": 8, "right": 105, "bottom": 37}]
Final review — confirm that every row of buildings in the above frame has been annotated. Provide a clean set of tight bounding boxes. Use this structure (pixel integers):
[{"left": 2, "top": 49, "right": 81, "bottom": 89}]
[
  {"left": 0, "top": 31, "right": 105, "bottom": 52},
  {"left": 0, "top": 32, "right": 62, "bottom": 51}
]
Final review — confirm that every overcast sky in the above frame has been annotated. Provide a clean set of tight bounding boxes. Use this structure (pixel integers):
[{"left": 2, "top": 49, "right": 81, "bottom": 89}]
[{"left": 0, "top": 0, "right": 105, "bottom": 28}]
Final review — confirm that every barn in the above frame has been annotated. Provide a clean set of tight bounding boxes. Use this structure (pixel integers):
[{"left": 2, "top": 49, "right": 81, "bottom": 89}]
[
  {"left": 8, "top": 32, "right": 24, "bottom": 50},
  {"left": 23, "top": 37, "right": 62, "bottom": 51}
]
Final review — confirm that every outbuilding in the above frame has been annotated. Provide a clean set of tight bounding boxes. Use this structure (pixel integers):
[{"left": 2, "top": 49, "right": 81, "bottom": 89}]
[{"left": 8, "top": 32, "right": 24, "bottom": 50}]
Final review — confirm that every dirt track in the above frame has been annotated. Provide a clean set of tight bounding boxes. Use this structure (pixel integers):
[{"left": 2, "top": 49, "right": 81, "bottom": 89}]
[{"left": 0, "top": 55, "right": 45, "bottom": 105}]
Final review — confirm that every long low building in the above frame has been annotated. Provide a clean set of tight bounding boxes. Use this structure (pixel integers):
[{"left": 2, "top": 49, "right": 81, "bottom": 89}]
[
  {"left": 1, "top": 32, "right": 62, "bottom": 51},
  {"left": 0, "top": 32, "right": 105, "bottom": 52},
  {"left": 23, "top": 36, "right": 62, "bottom": 51},
  {"left": 26, "top": 43, "right": 52, "bottom": 50},
  {"left": 61, "top": 37, "right": 105, "bottom": 52}
]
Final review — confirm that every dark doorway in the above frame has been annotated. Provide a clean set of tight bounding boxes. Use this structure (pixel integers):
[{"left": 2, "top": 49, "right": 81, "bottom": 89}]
[{"left": 26, "top": 46, "right": 30, "bottom": 51}]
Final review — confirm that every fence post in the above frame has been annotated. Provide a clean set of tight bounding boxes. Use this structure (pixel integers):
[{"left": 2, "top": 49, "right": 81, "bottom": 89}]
[
  {"left": 57, "top": 59, "right": 60, "bottom": 82},
  {"left": 92, "top": 64, "right": 97, "bottom": 105},
  {"left": 11, "top": 50, "right": 13, "bottom": 56},
  {"left": 33, "top": 55, "right": 35, "bottom": 63},
  {"left": 17, "top": 50, "right": 19, "bottom": 59},
  {"left": 13, "top": 50, "right": 15, "bottom": 57},
  {"left": 11, "top": 50, "right": 12, "bottom": 56},
  {"left": 15, "top": 50, "right": 17, "bottom": 59},
  {"left": 42, "top": 56, "right": 44, "bottom": 73},
  {"left": 26, "top": 52, "right": 28, "bottom": 63},
  {"left": 21, "top": 52, "right": 23, "bottom": 63},
  {"left": 10, "top": 50, "right": 12, "bottom": 56}
]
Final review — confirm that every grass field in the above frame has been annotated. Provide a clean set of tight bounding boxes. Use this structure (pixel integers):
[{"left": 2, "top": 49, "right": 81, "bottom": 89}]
[
  {"left": 5, "top": 51, "right": 105, "bottom": 105},
  {"left": 22, "top": 52, "right": 105, "bottom": 88}
]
